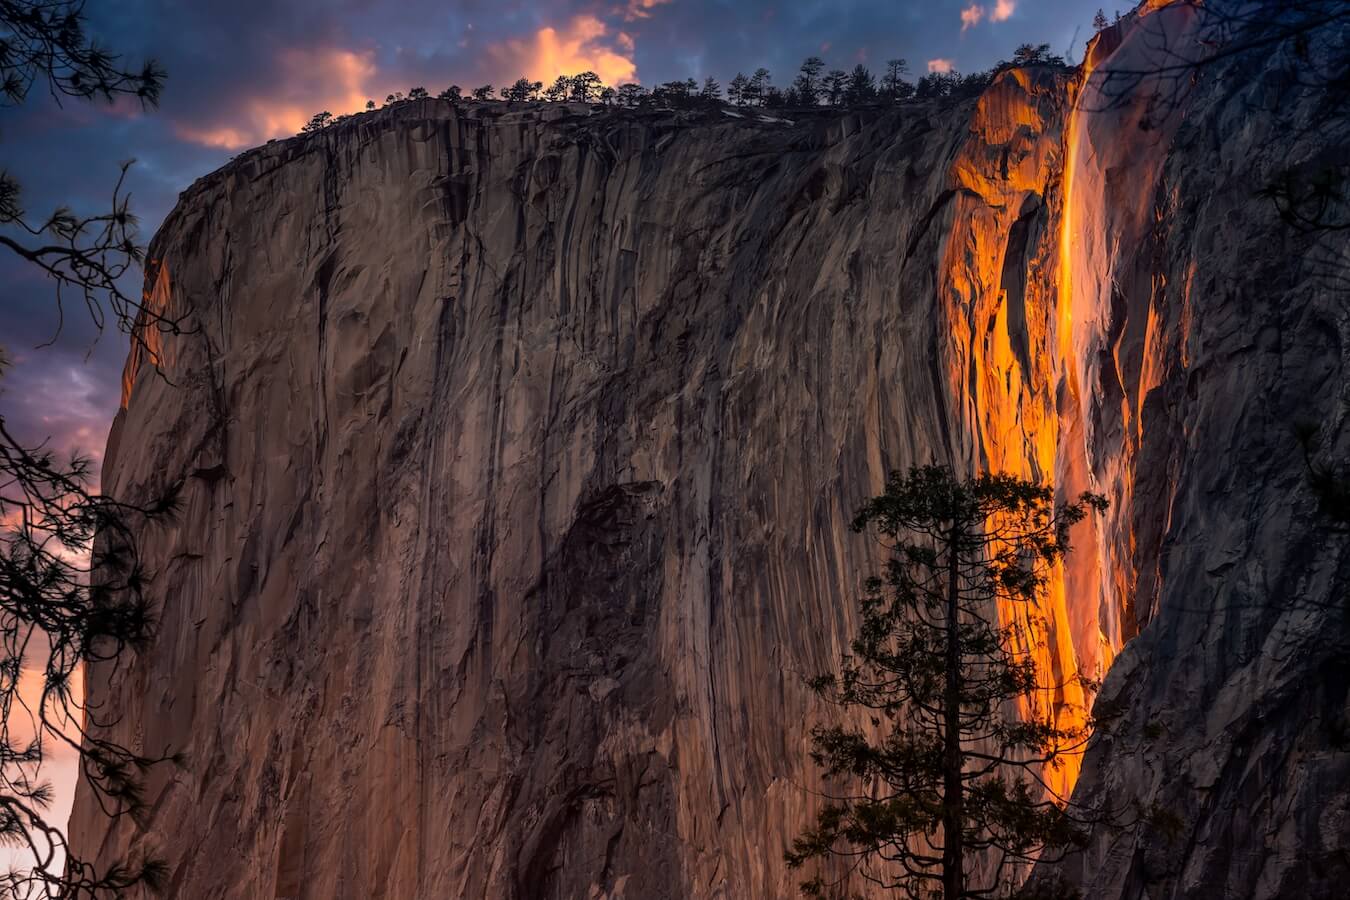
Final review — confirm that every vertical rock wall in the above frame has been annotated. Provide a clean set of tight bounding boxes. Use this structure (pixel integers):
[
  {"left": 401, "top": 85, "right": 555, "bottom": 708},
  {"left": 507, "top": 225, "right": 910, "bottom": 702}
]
[
  {"left": 1055, "top": 7, "right": 1350, "bottom": 899},
  {"left": 69, "top": 9, "right": 1350, "bottom": 896},
  {"left": 70, "top": 75, "right": 1086, "bottom": 899}
]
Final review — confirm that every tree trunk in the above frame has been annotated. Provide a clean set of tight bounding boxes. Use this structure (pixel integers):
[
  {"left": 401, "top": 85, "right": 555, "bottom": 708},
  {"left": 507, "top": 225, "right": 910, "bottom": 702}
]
[{"left": 942, "top": 525, "right": 964, "bottom": 899}]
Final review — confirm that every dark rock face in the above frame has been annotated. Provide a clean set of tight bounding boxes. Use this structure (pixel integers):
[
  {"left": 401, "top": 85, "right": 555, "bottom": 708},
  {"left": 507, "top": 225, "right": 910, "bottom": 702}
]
[
  {"left": 1052, "top": 9, "right": 1350, "bottom": 899},
  {"left": 516, "top": 479, "right": 681, "bottom": 900},
  {"left": 68, "top": 14, "right": 1350, "bottom": 898}
]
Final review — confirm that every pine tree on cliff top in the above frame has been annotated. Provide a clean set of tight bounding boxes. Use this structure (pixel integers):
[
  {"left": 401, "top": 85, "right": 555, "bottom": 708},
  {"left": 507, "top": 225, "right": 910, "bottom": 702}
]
[{"left": 787, "top": 466, "right": 1107, "bottom": 899}]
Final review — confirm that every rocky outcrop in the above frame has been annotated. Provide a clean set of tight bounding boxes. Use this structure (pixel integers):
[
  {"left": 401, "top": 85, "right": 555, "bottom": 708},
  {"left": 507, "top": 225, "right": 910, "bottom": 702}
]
[
  {"left": 70, "top": 8, "right": 1350, "bottom": 898},
  {"left": 1049, "top": 7, "right": 1350, "bottom": 899},
  {"left": 72, "top": 76, "right": 1086, "bottom": 899}
]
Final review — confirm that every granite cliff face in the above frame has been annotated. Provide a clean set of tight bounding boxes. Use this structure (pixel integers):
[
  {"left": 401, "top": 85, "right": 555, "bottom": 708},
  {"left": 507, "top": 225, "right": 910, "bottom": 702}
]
[
  {"left": 1050, "top": 7, "right": 1350, "bottom": 899},
  {"left": 70, "top": 9, "right": 1349, "bottom": 899}
]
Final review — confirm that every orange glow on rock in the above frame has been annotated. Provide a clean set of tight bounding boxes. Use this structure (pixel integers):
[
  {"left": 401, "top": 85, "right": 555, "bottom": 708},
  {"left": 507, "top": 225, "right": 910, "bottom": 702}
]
[
  {"left": 120, "top": 260, "right": 173, "bottom": 410},
  {"left": 1035, "top": 0, "right": 1204, "bottom": 792},
  {"left": 935, "top": 64, "right": 1098, "bottom": 799},
  {"left": 939, "top": 0, "right": 1200, "bottom": 790}
]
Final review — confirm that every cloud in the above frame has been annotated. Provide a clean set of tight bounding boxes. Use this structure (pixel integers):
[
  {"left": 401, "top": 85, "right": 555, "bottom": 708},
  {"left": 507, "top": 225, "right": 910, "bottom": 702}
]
[
  {"left": 962, "top": 0, "right": 1014, "bottom": 32},
  {"left": 622, "top": 0, "right": 674, "bottom": 21},
  {"left": 1, "top": 353, "right": 116, "bottom": 466},
  {"left": 927, "top": 57, "right": 954, "bottom": 73},
  {"left": 175, "top": 47, "right": 378, "bottom": 150},
  {"left": 487, "top": 15, "right": 638, "bottom": 87}
]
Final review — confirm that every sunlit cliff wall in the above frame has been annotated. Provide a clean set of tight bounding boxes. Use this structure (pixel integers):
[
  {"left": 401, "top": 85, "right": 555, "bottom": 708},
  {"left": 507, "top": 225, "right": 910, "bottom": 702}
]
[
  {"left": 70, "top": 8, "right": 1350, "bottom": 895},
  {"left": 70, "top": 77, "right": 1090, "bottom": 899}
]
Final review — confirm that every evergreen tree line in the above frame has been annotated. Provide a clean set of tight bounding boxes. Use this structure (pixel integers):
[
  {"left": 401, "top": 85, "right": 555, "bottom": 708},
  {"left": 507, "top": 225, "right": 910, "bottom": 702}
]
[{"left": 300, "top": 44, "right": 1068, "bottom": 134}]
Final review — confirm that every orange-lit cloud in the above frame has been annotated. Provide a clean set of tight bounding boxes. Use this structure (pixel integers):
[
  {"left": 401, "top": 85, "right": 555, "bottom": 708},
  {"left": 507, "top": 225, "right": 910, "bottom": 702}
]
[
  {"left": 487, "top": 15, "right": 637, "bottom": 87},
  {"left": 176, "top": 47, "right": 378, "bottom": 150},
  {"left": 622, "top": 0, "right": 673, "bottom": 21},
  {"left": 928, "top": 58, "right": 955, "bottom": 73},
  {"left": 621, "top": 0, "right": 669, "bottom": 19},
  {"left": 961, "top": 0, "right": 1014, "bottom": 31}
]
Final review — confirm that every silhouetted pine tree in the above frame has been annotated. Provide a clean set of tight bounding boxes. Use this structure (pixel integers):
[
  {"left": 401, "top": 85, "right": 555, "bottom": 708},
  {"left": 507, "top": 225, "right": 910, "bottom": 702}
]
[
  {"left": 793, "top": 56, "right": 826, "bottom": 105},
  {"left": 788, "top": 466, "right": 1107, "bottom": 900},
  {"left": 747, "top": 68, "right": 771, "bottom": 106},
  {"left": 728, "top": 72, "right": 749, "bottom": 106},
  {"left": 845, "top": 64, "right": 877, "bottom": 105},
  {"left": 881, "top": 58, "right": 912, "bottom": 101},
  {"left": 823, "top": 69, "right": 848, "bottom": 106}
]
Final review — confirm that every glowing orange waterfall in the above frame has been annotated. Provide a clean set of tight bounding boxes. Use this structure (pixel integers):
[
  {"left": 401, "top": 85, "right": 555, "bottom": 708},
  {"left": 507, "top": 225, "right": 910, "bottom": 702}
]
[
  {"left": 120, "top": 259, "right": 174, "bottom": 409},
  {"left": 1042, "top": 0, "right": 1204, "bottom": 792},
  {"left": 942, "top": 64, "right": 1097, "bottom": 798},
  {"left": 944, "top": 0, "right": 1206, "bottom": 800}
]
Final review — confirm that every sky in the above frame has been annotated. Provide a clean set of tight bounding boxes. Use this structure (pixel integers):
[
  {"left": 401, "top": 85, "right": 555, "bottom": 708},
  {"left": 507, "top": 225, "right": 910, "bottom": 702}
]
[{"left": 0, "top": 0, "right": 1120, "bottom": 474}]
